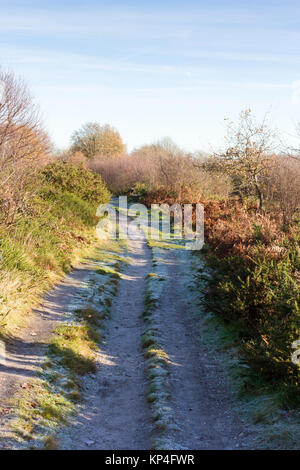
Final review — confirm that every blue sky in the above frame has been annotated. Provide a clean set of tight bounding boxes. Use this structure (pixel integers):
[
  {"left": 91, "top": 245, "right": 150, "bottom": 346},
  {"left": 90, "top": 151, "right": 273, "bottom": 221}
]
[{"left": 1, "top": 0, "right": 300, "bottom": 152}]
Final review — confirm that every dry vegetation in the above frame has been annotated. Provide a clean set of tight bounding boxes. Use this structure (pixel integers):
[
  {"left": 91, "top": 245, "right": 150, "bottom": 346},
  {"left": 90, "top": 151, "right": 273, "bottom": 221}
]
[
  {"left": 0, "top": 70, "right": 51, "bottom": 225},
  {"left": 90, "top": 138, "right": 231, "bottom": 200}
]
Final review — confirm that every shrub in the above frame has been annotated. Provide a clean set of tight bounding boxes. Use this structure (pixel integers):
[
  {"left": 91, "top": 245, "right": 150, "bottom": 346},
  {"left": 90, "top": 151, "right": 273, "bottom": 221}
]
[
  {"left": 41, "top": 161, "right": 110, "bottom": 205},
  {"left": 200, "top": 212, "right": 300, "bottom": 403}
]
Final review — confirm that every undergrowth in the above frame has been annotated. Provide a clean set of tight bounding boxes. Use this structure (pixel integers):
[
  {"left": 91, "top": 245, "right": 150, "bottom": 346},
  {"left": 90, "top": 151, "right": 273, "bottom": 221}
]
[{"left": 199, "top": 235, "right": 300, "bottom": 408}]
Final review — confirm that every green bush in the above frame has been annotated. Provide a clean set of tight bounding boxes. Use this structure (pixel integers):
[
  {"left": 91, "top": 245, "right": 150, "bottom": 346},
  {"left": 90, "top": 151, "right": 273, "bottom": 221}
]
[
  {"left": 201, "top": 242, "right": 300, "bottom": 403},
  {"left": 41, "top": 161, "right": 110, "bottom": 205},
  {"left": 0, "top": 161, "right": 112, "bottom": 324}
]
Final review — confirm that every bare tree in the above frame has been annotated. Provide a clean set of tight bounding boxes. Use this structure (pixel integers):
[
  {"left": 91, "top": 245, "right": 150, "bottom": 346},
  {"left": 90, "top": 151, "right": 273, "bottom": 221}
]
[
  {"left": 0, "top": 70, "right": 51, "bottom": 224},
  {"left": 214, "top": 109, "right": 275, "bottom": 209}
]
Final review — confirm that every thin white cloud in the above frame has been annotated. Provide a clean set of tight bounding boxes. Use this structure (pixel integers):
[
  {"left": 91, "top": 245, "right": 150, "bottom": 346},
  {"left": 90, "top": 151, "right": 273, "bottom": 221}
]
[
  {"left": 151, "top": 49, "right": 300, "bottom": 65},
  {"left": 0, "top": 44, "right": 198, "bottom": 77},
  {"left": 1, "top": 43, "right": 298, "bottom": 81},
  {"left": 0, "top": 4, "right": 297, "bottom": 40},
  {"left": 0, "top": 9, "right": 195, "bottom": 40},
  {"left": 37, "top": 81, "right": 290, "bottom": 95}
]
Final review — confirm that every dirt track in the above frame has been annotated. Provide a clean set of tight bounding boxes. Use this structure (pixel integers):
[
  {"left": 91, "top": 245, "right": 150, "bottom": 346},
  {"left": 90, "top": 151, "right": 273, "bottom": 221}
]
[
  {"left": 58, "top": 230, "right": 152, "bottom": 450},
  {"left": 57, "top": 226, "right": 257, "bottom": 449}
]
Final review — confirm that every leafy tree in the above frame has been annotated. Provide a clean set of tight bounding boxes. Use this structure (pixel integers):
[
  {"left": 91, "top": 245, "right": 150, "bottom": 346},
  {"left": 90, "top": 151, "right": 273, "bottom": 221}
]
[{"left": 70, "top": 122, "right": 125, "bottom": 159}]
